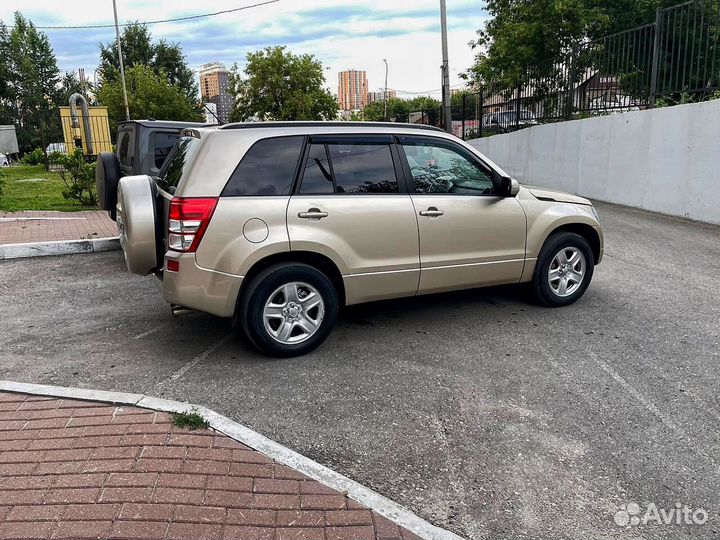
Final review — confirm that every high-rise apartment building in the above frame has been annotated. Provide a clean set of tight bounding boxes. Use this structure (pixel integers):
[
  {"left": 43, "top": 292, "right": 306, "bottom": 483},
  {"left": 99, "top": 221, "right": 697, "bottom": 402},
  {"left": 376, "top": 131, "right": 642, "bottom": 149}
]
[
  {"left": 199, "top": 62, "right": 234, "bottom": 124},
  {"left": 337, "top": 70, "right": 368, "bottom": 111},
  {"left": 367, "top": 89, "right": 397, "bottom": 104}
]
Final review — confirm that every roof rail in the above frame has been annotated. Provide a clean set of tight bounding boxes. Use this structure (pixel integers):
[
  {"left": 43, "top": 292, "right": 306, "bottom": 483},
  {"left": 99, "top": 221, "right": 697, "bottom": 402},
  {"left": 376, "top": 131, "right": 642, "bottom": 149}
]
[{"left": 218, "top": 121, "right": 446, "bottom": 133}]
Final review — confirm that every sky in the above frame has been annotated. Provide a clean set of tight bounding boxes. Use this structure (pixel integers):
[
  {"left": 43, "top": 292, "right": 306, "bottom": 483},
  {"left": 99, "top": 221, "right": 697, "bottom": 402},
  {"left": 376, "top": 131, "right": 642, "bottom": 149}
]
[{"left": 0, "top": 0, "right": 488, "bottom": 99}]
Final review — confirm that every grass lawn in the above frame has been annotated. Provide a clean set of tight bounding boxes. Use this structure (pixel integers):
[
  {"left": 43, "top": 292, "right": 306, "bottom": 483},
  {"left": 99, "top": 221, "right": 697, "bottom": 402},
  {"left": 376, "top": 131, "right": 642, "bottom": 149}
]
[{"left": 0, "top": 165, "right": 98, "bottom": 212}]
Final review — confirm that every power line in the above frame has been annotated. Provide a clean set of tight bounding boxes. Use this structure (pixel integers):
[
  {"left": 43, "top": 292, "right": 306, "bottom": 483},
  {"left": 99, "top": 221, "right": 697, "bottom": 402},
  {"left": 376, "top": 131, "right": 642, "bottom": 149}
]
[
  {"left": 394, "top": 83, "right": 465, "bottom": 95},
  {"left": 10, "top": 0, "right": 279, "bottom": 30}
]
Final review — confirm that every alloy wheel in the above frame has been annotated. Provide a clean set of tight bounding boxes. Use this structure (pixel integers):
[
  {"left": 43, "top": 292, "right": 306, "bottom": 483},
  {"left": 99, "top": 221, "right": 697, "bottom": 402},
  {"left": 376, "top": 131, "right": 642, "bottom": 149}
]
[
  {"left": 262, "top": 281, "right": 325, "bottom": 344},
  {"left": 548, "top": 247, "right": 586, "bottom": 297}
]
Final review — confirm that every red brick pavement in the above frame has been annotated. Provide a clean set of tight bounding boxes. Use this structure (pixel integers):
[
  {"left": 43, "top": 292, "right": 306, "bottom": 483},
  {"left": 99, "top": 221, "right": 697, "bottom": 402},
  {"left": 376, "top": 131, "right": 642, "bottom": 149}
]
[
  {"left": 0, "top": 392, "right": 421, "bottom": 540},
  {"left": 0, "top": 212, "right": 117, "bottom": 245}
]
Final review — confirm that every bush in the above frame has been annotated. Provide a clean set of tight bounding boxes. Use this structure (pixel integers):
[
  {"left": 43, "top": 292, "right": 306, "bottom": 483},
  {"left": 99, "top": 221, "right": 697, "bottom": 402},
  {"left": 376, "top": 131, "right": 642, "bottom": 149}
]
[
  {"left": 21, "top": 147, "right": 47, "bottom": 166},
  {"left": 49, "top": 149, "right": 97, "bottom": 206}
]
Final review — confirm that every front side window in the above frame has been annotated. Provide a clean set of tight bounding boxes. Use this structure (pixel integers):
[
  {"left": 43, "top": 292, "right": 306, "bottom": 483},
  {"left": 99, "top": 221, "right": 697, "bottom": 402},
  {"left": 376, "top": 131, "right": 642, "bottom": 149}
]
[
  {"left": 298, "top": 141, "right": 398, "bottom": 194},
  {"left": 222, "top": 136, "right": 304, "bottom": 196},
  {"left": 401, "top": 140, "right": 494, "bottom": 195}
]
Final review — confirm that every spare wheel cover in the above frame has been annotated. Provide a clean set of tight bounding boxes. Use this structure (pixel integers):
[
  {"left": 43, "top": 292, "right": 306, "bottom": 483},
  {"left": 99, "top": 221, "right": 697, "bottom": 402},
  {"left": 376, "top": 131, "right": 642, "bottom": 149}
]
[{"left": 117, "top": 175, "right": 157, "bottom": 275}]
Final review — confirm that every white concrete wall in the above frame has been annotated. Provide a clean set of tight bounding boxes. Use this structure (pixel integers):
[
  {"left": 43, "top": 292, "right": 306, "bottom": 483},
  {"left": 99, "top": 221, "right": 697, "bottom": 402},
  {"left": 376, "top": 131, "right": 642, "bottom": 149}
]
[{"left": 468, "top": 99, "right": 720, "bottom": 224}]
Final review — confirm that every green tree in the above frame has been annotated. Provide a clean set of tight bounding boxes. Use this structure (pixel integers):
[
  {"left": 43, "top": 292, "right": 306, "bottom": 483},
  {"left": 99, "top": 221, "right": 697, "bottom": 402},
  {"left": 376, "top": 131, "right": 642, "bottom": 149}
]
[
  {"left": 0, "top": 13, "right": 61, "bottom": 154},
  {"left": 229, "top": 47, "right": 338, "bottom": 121},
  {"left": 99, "top": 23, "right": 197, "bottom": 101},
  {"left": 97, "top": 64, "right": 202, "bottom": 129},
  {"left": 466, "top": 0, "right": 678, "bottom": 88},
  {"left": 359, "top": 96, "right": 441, "bottom": 122},
  {"left": 0, "top": 25, "right": 10, "bottom": 116},
  {"left": 57, "top": 72, "right": 86, "bottom": 105}
]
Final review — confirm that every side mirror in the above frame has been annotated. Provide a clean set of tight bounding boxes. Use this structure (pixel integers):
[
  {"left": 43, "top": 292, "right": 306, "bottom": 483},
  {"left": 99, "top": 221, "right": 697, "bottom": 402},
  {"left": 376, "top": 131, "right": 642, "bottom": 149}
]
[{"left": 493, "top": 174, "right": 520, "bottom": 197}]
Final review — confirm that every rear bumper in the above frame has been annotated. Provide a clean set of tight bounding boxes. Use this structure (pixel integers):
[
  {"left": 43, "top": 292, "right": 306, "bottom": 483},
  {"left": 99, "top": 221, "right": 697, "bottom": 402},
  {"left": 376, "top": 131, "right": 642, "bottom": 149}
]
[{"left": 161, "top": 252, "right": 243, "bottom": 318}]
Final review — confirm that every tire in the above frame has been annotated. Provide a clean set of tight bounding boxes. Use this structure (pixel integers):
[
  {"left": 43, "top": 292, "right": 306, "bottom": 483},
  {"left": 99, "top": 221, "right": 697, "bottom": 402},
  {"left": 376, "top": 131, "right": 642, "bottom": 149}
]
[
  {"left": 238, "top": 263, "right": 339, "bottom": 358},
  {"left": 532, "top": 232, "right": 594, "bottom": 307},
  {"left": 96, "top": 151, "right": 121, "bottom": 221}
]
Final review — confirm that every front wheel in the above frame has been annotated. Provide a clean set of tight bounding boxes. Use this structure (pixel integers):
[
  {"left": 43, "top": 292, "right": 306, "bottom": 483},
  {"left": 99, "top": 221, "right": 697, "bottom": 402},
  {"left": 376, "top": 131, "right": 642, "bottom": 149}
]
[
  {"left": 532, "top": 232, "right": 594, "bottom": 307},
  {"left": 238, "top": 263, "right": 339, "bottom": 357}
]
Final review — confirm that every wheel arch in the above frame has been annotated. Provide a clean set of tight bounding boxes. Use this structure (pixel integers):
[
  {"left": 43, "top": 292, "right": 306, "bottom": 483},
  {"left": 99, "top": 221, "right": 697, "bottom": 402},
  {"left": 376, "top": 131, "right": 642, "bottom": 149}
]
[
  {"left": 237, "top": 251, "right": 346, "bottom": 310},
  {"left": 543, "top": 223, "right": 602, "bottom": 265}
]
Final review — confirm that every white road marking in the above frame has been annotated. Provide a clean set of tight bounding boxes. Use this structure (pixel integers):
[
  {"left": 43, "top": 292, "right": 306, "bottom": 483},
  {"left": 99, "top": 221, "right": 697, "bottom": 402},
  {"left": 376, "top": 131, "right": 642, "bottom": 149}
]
[
  {"left": 133, "top": 322, "right": 169, "bottom": 340},
  {"left": 587, "top": 349, "right": 680, "bottom": 432},
  {"left": 157, "top": 335, "right": 231, "bottom": 387},
  {"left": 587, "top": 350, "right": 719, "bottom": 467}
]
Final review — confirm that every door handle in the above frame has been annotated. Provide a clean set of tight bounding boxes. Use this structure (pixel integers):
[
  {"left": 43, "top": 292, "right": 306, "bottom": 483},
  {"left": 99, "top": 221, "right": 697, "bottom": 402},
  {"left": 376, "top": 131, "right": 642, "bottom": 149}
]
[
  {"left": 298, "top": 208, "right": 328, "bottom": 220},
  {"left": 419, "top": 207, "right": 444, "bottom": 217}
]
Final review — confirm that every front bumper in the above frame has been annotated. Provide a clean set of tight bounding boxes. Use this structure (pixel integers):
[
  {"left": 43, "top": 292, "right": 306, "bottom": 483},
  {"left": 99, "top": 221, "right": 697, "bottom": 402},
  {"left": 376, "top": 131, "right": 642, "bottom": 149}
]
[
  {"left": 161, "top": 252, "right": 243, "bottom": 318},
  {"left": 594, "top": 224, "right": 604, "bottom": 264}
]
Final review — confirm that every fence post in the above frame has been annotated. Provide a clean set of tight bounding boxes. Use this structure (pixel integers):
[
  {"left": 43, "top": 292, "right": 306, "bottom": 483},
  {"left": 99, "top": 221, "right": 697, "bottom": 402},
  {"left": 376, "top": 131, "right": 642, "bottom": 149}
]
[
  {"left": 567, "top": 48, "right": 577, "bottom": 119},
  {"left": 461, "top": 93, "right": 466, "bottom": 140},
  {"left": 515, "top": 84, "right": 521, "bottom": 129},
  {"left": 649, "top": 7, "right": 663, "bottom": 108},
  {"left": 479, "top": 90, "right": 483, "bottom": 138}
]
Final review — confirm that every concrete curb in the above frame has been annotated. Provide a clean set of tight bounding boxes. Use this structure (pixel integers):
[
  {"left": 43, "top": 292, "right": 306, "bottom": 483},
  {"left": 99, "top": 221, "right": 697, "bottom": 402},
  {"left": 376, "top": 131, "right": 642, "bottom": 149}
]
[
  {"left": 0, "top": 236, "right": 120, "bottom": 260},
  {"left": 0, "top": 379, "right": 465, "bottom": 540}
]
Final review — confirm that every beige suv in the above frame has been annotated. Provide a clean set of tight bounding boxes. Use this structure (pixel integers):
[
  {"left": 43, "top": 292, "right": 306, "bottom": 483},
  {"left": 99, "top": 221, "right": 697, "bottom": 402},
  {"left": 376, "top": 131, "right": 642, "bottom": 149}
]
[{"left": 113, "top": 122, "right": 603, "bottom": 357}]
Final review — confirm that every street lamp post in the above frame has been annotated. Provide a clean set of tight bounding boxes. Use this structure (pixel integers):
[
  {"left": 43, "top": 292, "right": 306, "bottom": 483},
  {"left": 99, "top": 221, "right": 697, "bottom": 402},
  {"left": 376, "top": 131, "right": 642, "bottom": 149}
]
[
  {"left": 383, "top": 58, "right": 389, "bottom": 121},
  {"left": 112, "top": 0, "right": 131, "bottom": 121}
]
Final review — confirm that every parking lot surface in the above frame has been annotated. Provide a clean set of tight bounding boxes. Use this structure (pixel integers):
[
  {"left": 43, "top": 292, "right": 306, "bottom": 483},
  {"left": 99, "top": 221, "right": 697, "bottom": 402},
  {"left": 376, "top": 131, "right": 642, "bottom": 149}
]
[{"left": 1, "top": 201, "right": 719, "bottom": 540}]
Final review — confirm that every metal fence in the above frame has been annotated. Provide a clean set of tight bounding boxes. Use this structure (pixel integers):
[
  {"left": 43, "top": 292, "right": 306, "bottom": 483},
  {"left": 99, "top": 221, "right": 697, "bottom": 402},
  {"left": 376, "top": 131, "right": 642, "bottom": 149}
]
[{"left": 397, "top": 0, "right": 720, "bottom": 139}]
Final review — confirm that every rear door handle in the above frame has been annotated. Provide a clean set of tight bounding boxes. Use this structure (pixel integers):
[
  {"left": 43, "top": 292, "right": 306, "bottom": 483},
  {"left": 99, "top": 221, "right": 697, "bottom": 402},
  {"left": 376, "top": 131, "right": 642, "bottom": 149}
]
[
  {"left": 298, "top": 208, "right": 328, "bottom": 220},
  {"left": 419, "top": 207, "right": 444, "bottom": 217}
]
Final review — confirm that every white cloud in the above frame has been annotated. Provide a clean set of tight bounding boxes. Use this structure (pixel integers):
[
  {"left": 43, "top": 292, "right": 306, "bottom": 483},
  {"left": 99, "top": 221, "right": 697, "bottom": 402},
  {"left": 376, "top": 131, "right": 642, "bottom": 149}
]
[{"left": 1, "top": 0, "right": 488, "bottom": 97}]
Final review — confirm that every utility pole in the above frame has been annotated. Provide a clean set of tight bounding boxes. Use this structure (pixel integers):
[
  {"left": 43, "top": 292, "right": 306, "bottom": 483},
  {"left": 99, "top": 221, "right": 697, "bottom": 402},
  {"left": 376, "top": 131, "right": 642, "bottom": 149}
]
[
  {"left": 112, "top": 0, "right": 131, "bottom": 121},
  {"left": 439, "top": 0, "right": 452, "bottom": 132},
  {"left": 383, "top": 58, "right": 389, "bottom": 121}
]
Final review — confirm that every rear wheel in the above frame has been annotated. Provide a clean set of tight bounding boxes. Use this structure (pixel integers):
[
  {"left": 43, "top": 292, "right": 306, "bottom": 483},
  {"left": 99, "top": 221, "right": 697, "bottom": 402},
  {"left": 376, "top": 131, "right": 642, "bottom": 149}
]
[
  {"left": 532, "top": 232, "right": 594, "bottom": 307},
  {"left": 238, "top": 263, "right": 339, "bottom": 358}
]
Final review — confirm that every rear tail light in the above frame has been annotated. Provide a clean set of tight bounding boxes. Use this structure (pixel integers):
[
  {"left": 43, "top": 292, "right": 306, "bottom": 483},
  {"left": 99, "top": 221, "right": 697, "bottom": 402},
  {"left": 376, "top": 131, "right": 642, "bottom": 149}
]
[{"left": 168, "top": 197, "right": 218, "bottom": 253}]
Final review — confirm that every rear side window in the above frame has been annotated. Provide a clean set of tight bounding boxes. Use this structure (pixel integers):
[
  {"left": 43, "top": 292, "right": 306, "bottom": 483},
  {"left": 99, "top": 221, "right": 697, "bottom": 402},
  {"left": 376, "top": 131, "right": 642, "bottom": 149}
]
[
  {"left": 222, "top": 136, "right": 304, "bottom": 196},
  {"left": 156, "top": 137, "right": 200, "bottom": 193},
  {"left": 299, "top": 144, "right": 334, "bottom": 194},
  {"left": 118, "top": 130, "right": 132, "bottom": 167},
  {"left": 298, "top": 141, "right": 398, "bottom": 194},
  {"left": 329, "top": 143, "right": 397, "bottom": 193},
  {"left": 153, "top": 132, "right": 180, "bottom": 169}
]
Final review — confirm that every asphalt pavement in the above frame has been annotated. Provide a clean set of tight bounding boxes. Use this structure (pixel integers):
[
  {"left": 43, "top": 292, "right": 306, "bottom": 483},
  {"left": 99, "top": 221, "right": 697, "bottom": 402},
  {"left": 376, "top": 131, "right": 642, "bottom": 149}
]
[{"left": 1, "top": 201, "right": 719, "bottom": 540}]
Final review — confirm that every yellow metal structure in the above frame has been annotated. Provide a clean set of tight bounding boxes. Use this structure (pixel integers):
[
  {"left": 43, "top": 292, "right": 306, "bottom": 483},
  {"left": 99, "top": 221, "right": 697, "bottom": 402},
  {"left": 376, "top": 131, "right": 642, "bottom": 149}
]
[{"left": 59, "top": 106, "right": 113, "bottom": 156}]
